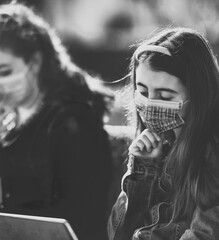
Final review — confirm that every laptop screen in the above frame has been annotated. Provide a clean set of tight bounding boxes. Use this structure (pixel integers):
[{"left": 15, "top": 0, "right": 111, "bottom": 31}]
[{"left": 0, "top": 212, "right": 79, "bottom": 240}]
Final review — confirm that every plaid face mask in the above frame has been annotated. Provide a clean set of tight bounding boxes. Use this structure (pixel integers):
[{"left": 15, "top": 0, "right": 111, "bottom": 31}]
[{"left": 135, "top": 91, "right": 185, "bottom": 134}]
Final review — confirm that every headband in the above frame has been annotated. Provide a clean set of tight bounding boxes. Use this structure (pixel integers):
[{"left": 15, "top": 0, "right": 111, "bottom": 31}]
[{"left": 134, "top": 44, "right": 171, "bottom": 60}]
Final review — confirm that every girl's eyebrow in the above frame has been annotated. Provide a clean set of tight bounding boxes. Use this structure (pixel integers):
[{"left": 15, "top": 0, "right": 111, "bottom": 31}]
[
  {"left": 137, "top": 82, "right": 147, "bottom": 88},
  {"left": 136, "top": 82, "right": 177, "bottom": 94}
]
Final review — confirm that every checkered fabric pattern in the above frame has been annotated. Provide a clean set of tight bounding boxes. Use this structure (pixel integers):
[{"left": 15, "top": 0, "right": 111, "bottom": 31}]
[
  {"left": 134, "top": 91, "right": 185, "bottom": 134},
  {"left": 137, "top": 105, "right": 184, "bottom": 134}
]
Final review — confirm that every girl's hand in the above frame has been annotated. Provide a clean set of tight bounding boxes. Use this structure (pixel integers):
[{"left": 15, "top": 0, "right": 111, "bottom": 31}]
[{"left": 129, "top": 129, "right": 164, "bottom": 159}]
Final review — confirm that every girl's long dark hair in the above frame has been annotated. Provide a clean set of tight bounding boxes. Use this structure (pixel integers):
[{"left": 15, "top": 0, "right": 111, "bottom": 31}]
[
  {"left": 126, "top": 27, "right": 219, "bottom": 221},
  {"left": 0, "top": 2, "right": 110, "bottom": 124}
]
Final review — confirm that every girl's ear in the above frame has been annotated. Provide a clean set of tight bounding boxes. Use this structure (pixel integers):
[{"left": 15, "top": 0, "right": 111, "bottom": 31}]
[{"left": 29, "top": 52, "right": 43, "bottom": 74}]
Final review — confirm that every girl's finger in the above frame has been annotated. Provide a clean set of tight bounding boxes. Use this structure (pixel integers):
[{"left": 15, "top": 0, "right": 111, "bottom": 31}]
[
  {"left": 129, "top": 143, "right": 140, "bottom": 155},
  {"left": 138, "top": 134, "right": 152, "bottom": 152},
  {"left": 142, "top": 130, "right": 159, "bottom": 149},
  {"left": 151, "top": 131, "right": 161, "bottom": 142},
  {"left": 135, "top": 139, "right": 145, "bottom": 152}
]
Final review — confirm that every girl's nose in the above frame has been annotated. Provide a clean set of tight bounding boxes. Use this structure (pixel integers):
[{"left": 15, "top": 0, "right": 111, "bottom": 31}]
[{"left": 148, "top": 91, "right": 157, "bottom": 100}]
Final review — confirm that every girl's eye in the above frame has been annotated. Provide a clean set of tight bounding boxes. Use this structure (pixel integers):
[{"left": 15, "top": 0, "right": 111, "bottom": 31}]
[
  {"left": 160, "top": 96, "right": 172, "bottom": 101},
  {"left": 140, "top": 91, "right": 148, "bottom": 98},
  {"left": 158, "top": 91, "right": 173, "bottom": 101},
  {"left": 0, "top": 69, "right": 12, "bottom": 77}
]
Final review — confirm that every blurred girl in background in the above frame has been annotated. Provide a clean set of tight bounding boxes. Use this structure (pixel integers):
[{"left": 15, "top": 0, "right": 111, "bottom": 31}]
[{"left": 0, "top": 2, "right": 112, "bottom": 240}]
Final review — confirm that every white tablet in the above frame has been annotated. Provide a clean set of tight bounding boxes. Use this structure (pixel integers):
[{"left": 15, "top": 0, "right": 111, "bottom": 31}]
[{"left": 0, "top": 212, "right": 78, "bottom": 240}]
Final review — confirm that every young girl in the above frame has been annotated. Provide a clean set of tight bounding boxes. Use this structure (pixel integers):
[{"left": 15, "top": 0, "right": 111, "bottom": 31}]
[
  {"left": 0, "top": 2, "right": 112, "bottom": 239},
  {"left": 108, "top": 27, "right": 219, "bottom": 240}
]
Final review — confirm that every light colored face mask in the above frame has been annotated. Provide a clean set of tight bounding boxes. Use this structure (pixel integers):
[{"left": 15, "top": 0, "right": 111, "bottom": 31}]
[
  {"left": 135, "top": 91, "right": 186, "bottom": 134},
  {"left": 0, "top": 68, "right": 29, "bottom": 102}
]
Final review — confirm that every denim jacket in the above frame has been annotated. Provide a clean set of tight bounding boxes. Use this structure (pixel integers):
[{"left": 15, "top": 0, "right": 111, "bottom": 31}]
[{"left": 108, "top": 142, "right": 219, "bottom": 240}]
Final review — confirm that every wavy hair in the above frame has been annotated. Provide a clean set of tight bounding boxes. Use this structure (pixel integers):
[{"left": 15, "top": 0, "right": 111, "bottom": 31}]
[
  {"left": 125, "top": 27, "right": 219, "bottom": 221},
  {"left": 0, "top": 2, "right": 110, "bottom": 122}
]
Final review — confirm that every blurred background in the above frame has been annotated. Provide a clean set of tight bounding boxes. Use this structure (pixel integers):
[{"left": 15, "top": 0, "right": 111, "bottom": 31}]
[
  {"left": 1, "top": 0, "right": 219, "bottom": 228},
  {"left": 3, "top": 0, "right": 219, "bottom": 125}
]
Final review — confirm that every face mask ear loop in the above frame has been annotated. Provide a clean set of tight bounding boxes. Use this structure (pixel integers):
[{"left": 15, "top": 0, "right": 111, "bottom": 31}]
[{"left": 181, "top": 100, "right": 189, "bottom": 111}]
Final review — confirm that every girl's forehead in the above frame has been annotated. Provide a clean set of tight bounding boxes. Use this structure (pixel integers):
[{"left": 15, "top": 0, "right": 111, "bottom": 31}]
[{"left": 135, "top": 63, "right": 182, "bottom": 90}]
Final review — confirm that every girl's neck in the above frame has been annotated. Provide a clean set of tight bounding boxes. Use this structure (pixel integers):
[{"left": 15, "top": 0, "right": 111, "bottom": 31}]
[{"left": 17, "top": 92, "right": 44, "bottom": 127}]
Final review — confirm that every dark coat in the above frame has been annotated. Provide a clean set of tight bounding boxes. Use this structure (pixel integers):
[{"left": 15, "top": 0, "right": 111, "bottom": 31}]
[{"left": 0, "top": 98, "right": 112, "bottom": 240}]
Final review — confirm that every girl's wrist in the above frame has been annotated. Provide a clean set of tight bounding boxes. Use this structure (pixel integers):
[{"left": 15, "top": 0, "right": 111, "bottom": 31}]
[{"left": 128, "top": 154, "right": 162, "bottom": 175}]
